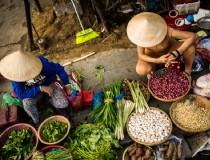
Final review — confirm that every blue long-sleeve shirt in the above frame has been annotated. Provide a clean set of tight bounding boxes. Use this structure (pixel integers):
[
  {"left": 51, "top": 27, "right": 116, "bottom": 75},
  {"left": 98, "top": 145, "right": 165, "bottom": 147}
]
[{"left": 12, "top": 56, "right": 69, "bottom": 100}]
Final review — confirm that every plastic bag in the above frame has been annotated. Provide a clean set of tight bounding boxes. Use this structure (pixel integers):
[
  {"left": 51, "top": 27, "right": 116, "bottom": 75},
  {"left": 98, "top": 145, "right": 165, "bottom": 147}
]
[
  {"left": 55, "top": 72, "right": 83, "bottom": 111},
  {"left": 92, "top": 91, "right": 104, "bottom": 110},
  {"left": 195, "top": 36, "right": 210, "bottom": 63},
  {"left": 186, "top": 132, "right": 210, "bottom": 157},
  {"left": 191, "top": 54, "right": 205, "bottom": 73},
  {"left": 1, "top": 92, "right": 23, "bottom": 109}
]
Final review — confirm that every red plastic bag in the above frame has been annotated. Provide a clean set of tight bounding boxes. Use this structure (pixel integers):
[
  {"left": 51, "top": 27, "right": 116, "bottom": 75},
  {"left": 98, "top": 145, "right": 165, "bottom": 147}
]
[
  {"left": 83, "top": 91, "right": 94, "bottom": 106},
  {"left": 55, "top": 72, "right": 84, "bottom": 111}
]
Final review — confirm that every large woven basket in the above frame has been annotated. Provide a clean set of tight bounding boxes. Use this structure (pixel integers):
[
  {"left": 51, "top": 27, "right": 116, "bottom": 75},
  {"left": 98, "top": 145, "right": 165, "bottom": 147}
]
[
  {"left": 0, "top": 123, "right": 39, "bottom": 160},
  {"left": 122, "top": 79, "right": 150, "bottom": 102},
  {"left": 122, "top": 143, "right": 156, "bottom": 160},
  {"left": 126, "top": 107, "right": 172, "bottom": 146},
  {"left": 169, "top": 94, "right": 210, "bottom": 133},
  {"left": 148, "top": 69, "right": 191, "bottom": 102},
  {"left": 38, "top": 115, "right": 71, "bottom": 145}
]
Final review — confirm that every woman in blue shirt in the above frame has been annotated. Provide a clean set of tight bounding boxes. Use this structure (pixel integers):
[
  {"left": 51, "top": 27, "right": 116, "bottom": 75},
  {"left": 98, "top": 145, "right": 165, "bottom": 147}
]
[{"left": 0, "top": 50, "right": 73, "bottom": 125}]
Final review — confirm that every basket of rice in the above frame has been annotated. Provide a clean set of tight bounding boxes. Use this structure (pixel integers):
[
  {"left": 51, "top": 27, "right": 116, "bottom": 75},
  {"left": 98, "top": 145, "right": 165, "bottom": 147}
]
[
  {"left": 38, "top": 115, "right": 71, "bottom": 145},
  {"left": 0, "top": 123, "right": 38, "bottom": 160},
  {"left": 169, "top": 94, "right": 210, "bottom": 133},
  {"left": 126, "top": 107, "right": 172, "bottom": 146},
  {"left": 148, "top": 68, "right": 191, "bottom": 102}
]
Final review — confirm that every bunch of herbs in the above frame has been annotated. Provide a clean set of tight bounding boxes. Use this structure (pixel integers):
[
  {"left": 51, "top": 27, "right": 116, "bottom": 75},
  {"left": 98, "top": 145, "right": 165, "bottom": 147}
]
[{"left": 0, "top": 128, "right": 35, "bottom": 160}]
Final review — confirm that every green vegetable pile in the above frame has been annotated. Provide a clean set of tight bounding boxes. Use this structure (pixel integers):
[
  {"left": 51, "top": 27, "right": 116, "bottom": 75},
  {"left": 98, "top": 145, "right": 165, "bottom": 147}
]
[
  {"left": 41, "top": 121, "right": 68, "bottom": 143},
  {"left": 33, "top": 149, "right": 72, "bottom": 160},
  {"left": 0, "top": 128, "right": 35, "bottom": 160},
  {"left": 64, "top": 123, "right": 119, "bottom": 160}
]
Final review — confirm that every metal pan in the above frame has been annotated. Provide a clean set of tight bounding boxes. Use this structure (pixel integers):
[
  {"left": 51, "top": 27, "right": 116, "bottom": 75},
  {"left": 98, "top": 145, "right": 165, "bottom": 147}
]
[{"left": 197, "top": 16, "right": 210, "bottom": 30}]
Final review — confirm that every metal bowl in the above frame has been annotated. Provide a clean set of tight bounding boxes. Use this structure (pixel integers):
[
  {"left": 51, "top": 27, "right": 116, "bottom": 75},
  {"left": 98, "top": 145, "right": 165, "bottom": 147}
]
[{"left": 197, "top": 16, "right": 210, "bottom": 30}]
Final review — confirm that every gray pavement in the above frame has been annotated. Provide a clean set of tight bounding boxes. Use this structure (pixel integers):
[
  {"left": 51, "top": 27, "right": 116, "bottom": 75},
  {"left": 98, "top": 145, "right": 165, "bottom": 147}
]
[{"left": 0, "top": 1, "right": 210, "bottom": 159}]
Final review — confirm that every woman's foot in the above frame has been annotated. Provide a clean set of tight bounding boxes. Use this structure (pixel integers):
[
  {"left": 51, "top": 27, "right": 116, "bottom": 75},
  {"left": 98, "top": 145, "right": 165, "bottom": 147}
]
[
  {"left": 147, "top": 71, "right": 154, "bottom": 80},
  {"left": 183, "top": 71, "right": 195, "bottom": 89}
]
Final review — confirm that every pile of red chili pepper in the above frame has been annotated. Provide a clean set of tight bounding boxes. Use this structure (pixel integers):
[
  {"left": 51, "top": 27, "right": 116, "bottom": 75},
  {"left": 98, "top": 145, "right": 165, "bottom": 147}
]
[{"left": 149, "top": 68, "right": 189, "bottom": 100}]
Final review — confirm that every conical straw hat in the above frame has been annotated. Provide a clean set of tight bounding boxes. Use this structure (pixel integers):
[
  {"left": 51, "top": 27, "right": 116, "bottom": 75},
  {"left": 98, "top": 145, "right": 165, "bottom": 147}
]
[
  {"left": 0, "top": 50, "right": 42, "bottom": 82},
  {"left": 127, "top": 12, "right": 167, "bottom": 47}
]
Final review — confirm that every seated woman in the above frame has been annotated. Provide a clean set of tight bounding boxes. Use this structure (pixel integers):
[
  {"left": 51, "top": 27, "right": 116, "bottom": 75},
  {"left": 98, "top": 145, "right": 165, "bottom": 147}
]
[
  {"left": 0, "top": 50, "right": 74, "bottom": 126},
  {"left": 126, "top": 12, "right": 197, "bottom": 79}
]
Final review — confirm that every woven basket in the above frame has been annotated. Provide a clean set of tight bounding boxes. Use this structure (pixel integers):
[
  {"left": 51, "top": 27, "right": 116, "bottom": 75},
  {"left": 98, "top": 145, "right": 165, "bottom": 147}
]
[
  {"left": 148, "top": 69, "right": 191, "bottom": 102},
  {"left": 122, "top": 143, "right": 156, "bottom": 160},
  {"left": 169, "top": 94, "right": 210, "bottom": 133},
  {"left": 126, "top": 107, "right": 172, "bottom": 146},
  {"left": 38, "top": 115, "right": 71, "bottom": 145},
  {"left": 0, "top": 123, "right": 39, "bottom": 160},
  {"left": 122, "top": 79, "right": 150, "bottom": 102}
]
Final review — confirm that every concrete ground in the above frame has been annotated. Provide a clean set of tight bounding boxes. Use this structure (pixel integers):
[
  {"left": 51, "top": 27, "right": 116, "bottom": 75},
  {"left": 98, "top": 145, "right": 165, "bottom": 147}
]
[{"left": 0, "top": 0, "right": 210, "bottom": 159}]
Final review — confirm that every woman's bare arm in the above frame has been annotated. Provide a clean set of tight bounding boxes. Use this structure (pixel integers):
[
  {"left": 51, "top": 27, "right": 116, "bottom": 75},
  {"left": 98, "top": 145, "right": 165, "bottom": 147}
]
[{"left": 171, "top": 28, "right": 197, "bottom": 54}]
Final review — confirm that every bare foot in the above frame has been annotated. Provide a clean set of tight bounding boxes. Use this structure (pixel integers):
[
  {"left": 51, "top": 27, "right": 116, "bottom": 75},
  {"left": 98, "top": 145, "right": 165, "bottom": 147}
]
[{"left": 147, "top": 71, "right": 154, "bottom": 80}]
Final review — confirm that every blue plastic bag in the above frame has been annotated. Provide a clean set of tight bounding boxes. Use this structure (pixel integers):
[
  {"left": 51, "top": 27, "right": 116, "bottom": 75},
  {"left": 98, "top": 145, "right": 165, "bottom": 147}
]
[{"left": 92, "top": 91, "right": 104, "bottom": 110}]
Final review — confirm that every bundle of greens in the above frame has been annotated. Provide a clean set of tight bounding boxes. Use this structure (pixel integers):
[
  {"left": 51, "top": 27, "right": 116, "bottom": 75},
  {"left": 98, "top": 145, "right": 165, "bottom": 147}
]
[
  {"left": 41, "top": 120, "right": 68, "bottom": 143},
  {"left": 115, "top": 100, "right": 135, "bottom": 140},
  {"left": 90, "top": 85, "right": 117, "bottom": 130},
  {"left": 64, "top": 123, "right": 119, "bottom": 160},
  {"left": 0, "top": 128, "right": 35, "bottom": 160},
  {"left": 127, "top": 80, "right": 150, "bottom": 114}
]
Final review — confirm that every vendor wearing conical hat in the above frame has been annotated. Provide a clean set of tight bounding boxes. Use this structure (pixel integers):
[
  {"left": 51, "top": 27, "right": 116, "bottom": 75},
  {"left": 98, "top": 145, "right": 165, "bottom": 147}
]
[
  {"left": 0, "top": 50, "right": 74, "bottom": 125},
  {"left": 127, "top": 12, "right": 197, "bottom": 79}
]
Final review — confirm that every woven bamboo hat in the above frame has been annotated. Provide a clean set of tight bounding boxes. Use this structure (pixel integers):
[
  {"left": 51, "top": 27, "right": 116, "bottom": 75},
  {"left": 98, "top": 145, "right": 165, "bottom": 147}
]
[
  {"left": 127, "top": 12, "right": 167, "bottom": 47},
  {"left": 0, "top": 50, "right": 42, "bottom": 82}
]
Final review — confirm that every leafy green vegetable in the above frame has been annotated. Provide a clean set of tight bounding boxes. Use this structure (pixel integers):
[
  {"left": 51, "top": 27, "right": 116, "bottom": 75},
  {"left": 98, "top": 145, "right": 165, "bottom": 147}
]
[
  {"left": 41, "top": 121, "right": 68, "bottom": 143},
  {"left": 0, "top": 128, "right": 35, "bottom": 160},
  {"left": 64, "top": 123, "right": 119, "bottom": 160},
  {"left": 45, "top": 149, "right": 72, "bottom": 160},
  {"left": 90, "top": 85, "right": 117, "bottom": 130}
]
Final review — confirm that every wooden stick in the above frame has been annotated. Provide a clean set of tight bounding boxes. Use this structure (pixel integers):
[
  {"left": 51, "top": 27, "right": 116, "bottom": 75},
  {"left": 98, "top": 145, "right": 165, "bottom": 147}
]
[{"left": 62, "top": 52, "right": 96, "bottom": 66}]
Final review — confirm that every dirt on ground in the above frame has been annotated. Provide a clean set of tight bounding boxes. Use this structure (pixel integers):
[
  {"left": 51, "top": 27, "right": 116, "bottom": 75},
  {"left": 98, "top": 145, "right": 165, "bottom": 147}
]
[{"left": 30, "top": 1, "right": 134, "bottom": 64}]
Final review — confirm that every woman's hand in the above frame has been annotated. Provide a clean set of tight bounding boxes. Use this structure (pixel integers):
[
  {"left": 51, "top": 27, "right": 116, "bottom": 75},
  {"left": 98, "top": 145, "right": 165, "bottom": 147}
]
[
  {"left": 65, "top": 85, "right": 73, "bottom": 95},
  {"left": 40, "top": 86, "right": 53, "bottom": 96},
  {"left": 156, "top": 54, "right": 171, "bottom": 64}
]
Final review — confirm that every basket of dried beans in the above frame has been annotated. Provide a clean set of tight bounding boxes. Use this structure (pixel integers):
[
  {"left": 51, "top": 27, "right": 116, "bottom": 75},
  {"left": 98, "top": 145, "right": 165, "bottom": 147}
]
[
  {"left": 126, "top": 107, "right": 172, "bottom": 146},
  {"left": 148, "top": 68, "right": 191, "bottom": 102}
]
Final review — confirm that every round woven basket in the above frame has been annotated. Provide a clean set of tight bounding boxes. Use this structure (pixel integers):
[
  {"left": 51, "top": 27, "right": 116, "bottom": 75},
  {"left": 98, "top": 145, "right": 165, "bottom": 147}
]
[
  {"left": 169, "top": 94, "right": 210, "bottom": 133},
  {"left": 122, "top": 143, "right": 156, "bottom": 160},
  {"left": 0, "top": 123, "right": 39, "bottom": 160},
  {"left": 126, "top": 107, "right": 172, "bottom": 146},
  {"left": 122, "top": 79, "right": 150, "bottom": 102},
  {"left": 38, "top": 115, "right": 71, "bottom": 145},
  {"left": 148, "top": 69, "right": 191, "bottom": 102}
]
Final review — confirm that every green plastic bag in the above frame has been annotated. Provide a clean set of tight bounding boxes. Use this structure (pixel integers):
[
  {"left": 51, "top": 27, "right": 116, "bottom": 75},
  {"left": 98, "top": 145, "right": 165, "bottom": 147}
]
[{"left": 1, "top": 92, "right": 23, "bottom": 109}]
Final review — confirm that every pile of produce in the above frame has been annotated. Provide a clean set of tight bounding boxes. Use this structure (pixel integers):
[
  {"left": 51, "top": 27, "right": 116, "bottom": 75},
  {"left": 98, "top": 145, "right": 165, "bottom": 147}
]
[
  {"left": 193, "top": 73, "right": 210, "bottom": 98},
  {"left": 41, "top": 120, "right": 68, "bottom": 143},
  {"left": 33, "top": 149, "right": 72, "bottom": 160},
  {"left": 149, "top": 68, "right": 190, "bottom": 100},
  {"left": 0, "top": 128, "right": 35, "bottom": 160},
  {"left": 157, "top": 140, "right": 182, "bottom": 160},
  {"left": 123, "top": 143, "right": 156, "bottom": 160},
  {"left": 170, "top": 95, "right": 210, "bottom": 132},
  {"left": 127, "top": 109, "right": 171, "bottom": 144},
  {"left": 64, "top": 123, "right": 119, "bottom": 160},
  {"left": 122, "top": 79, "right": 150, "bottom": 102},
  {"left": 127, "top": 80, "right": 150, "bottom": 114}
]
